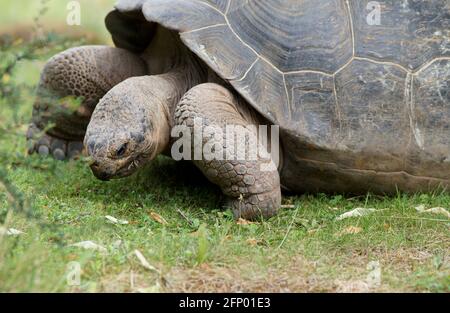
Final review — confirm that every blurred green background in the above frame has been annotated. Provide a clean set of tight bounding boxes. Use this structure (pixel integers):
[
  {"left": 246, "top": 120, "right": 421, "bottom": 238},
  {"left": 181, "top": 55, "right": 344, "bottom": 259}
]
[
  {"left": 0, "top": 0, "right": 115, "bottom": 43},
  {"left": 0, "top": 0, "right": 117, "bottom": 115}
]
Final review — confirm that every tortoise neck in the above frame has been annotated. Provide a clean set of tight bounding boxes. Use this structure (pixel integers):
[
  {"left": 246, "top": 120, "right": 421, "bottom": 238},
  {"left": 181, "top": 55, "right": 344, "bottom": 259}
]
[
  {"left": 145, "top": 62, "right": 207, "bottom": 158},
  {"left": 141, "top": 27, "right": 208, "bottom": 79}
]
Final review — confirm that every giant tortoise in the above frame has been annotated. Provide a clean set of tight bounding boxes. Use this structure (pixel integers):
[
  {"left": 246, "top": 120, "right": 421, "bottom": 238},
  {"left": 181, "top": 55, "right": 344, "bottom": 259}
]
[{"left": 27, "top": 0, "right": 450, "bottom": 219}]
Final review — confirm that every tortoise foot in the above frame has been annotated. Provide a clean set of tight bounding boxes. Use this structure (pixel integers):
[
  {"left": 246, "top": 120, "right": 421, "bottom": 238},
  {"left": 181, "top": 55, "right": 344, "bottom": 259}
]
[
  {"left": 227, "top": 188, "right": 281, "bottom": 221},
  {"left": 26, "top": 123, "right": 84, "bottom": 161}
]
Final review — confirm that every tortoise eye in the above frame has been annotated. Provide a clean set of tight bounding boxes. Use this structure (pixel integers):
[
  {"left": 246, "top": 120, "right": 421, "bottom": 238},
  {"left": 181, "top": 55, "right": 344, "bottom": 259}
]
[{"left": 116, "top": 143, "right": 128, "bottom": 157}]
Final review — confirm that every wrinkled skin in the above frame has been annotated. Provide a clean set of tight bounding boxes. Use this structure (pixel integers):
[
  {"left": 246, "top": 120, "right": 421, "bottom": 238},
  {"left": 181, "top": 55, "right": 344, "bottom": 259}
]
[
  {"left": 28, "top": 26, "right": 282, "bottom": 220},
  {"left": 86, "top": 74, "right": 176, "bottom": 180}
]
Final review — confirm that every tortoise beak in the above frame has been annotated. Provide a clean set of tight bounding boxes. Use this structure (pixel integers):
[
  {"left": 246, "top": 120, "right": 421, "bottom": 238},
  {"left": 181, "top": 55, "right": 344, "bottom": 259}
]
[{"left": 90, "top": 162, "right": 112, "bottom": 181}]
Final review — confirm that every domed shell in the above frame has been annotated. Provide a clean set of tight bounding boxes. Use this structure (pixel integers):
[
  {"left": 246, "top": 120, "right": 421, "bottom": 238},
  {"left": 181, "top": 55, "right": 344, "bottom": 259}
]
[
  {"left": 108, "top": 0, "right": 450, "bottom": 183},
  {"left": 109, "top": 0, "right": 449, "bottom": 123}
]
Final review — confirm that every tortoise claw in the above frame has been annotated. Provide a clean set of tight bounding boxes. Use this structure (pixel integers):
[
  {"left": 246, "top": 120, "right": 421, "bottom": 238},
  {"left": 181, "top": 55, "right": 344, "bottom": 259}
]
[{"left": 26, "top": 123, "right": 84, "bottom": 160}]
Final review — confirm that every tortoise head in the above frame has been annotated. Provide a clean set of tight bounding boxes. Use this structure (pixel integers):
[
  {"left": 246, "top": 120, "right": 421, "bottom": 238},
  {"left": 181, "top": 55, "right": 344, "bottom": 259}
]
[{"left": 84, "top": 78, "right": 171, "bottom": 181}]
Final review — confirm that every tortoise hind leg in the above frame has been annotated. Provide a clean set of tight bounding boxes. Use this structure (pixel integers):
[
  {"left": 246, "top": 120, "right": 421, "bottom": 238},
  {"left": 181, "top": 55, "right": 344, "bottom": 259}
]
[
  {"left": 174, "top": 83, "right": 282, "bottom": 220},
  {"left": 28, "top": 45, "right": 147, "bottom": 160}
]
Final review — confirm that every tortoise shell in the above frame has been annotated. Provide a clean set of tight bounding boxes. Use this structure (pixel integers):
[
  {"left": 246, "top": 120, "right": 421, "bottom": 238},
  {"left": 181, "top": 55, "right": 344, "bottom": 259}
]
[{"left": 107, "top": 0, "right": 450, "bottom": 192}]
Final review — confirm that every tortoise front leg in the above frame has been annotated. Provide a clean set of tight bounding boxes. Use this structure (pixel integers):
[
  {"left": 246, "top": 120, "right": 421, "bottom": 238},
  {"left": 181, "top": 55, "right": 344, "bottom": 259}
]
[
  {"left": 174, "top": 83, "right": 281, "bottom": 220},
  {"left": 28, "top": 46, "right": 147, "bottom": 159}
]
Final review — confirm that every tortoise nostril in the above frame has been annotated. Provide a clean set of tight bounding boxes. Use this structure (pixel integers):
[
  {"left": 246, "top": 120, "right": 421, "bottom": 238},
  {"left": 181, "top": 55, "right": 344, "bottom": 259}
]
[
  {"left": 87, "top": 138, "right": 107, "bottom": 156},
  {"left": 87, "top": 140, "right": 96, "bottom": 155}
]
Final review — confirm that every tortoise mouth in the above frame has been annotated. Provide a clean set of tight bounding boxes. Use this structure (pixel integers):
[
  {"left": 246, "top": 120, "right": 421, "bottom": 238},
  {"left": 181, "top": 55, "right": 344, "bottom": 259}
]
[
  {"left": 92, "top": 170, "right": 112, "bottom": 182},
  {"left": 90, "top": 162, "right": 113, "bottom": 181},
  {"left": 116, "top": 157, "right": 142, "bottom": 178},
  {"left": 90, "top": 155, "right": 146, "bottom": 181}
]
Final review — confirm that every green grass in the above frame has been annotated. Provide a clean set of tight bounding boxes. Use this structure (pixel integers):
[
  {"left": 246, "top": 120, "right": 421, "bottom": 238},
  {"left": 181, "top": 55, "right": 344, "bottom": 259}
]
[
  {"left": 0, "top": 3, "right": 449, "bottom": 292},
  {"left": 1, "top": 155, "right": 449, "bottom": 292}
]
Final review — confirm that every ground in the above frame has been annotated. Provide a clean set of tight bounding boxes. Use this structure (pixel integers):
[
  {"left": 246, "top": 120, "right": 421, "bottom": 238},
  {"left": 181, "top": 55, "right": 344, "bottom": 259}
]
[
  {"left": 1, "top": 154, "right": 449, "bottom": 292},
  {"left": 0, "top": 0, "right": 449, "bottom": 293}
]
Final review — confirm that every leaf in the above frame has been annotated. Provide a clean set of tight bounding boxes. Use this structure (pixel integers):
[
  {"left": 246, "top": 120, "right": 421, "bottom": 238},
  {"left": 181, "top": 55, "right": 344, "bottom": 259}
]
[
  {"left": 7, "top": 228, "right": 24, "bottom": 235},
  {"left": 415, "top": 205, "right": 450, "bottom": 218},
  {"left": 425, "top": 207, "right": 450, "bottom": 218},
  {"left": 112, "top": 240, "right": 123, "bottom": 249},
  {"left": 344, "top": 226, "right": 362, "bottom": 234},
  {"left": 0, "top": 227, "right": 25, "bottom": 236},
  {"left": 2, "top": 74, "right": 10, "bottom": 84},
  {"left": 414, "top": 204, "right": 426, "bottom": 212},
  {"left": 221, "top": 210, "right": 234, "bottom": 219},
  {"left": 134, "top": 249, "right": 159, "bottom": 273},
  {"left": 133, "top": 251, "right": 169, "bottom": 287},
  {"left": 136, "top": 283, "right": 162, "bottom": 293},
  {"left": 336, "top": 208, "right": 377, "bottom": 221},
  {"left": 149, "top": 212, "right": 168, "bottom": 225},
  {"left": 70, "top": 241, "right": 107, "bottom": 253},
  {"left": 246, "top": 238, "right": 260, "bottom": 246},
  {"left": 12, "top": 38, "right": 23, "bottom": 46},
  {"left": 105, "top": 215, "right": 128, "bottom": 225},
  {"left": 236, "top": 218, "right": 258, "bottom": 225},
  {"left": 105, "top": 215, "right": 129, "bottom": 225},
  {"left": 335, "top": 226, "right": 363, "bottom": 237}
]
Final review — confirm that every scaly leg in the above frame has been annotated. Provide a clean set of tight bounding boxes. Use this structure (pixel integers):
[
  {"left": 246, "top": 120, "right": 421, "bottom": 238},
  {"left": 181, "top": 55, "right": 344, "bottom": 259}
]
[
  {"left": 174, "top": 83, "right": 281, "bottom": 220},
  {"left": 28, "top": 45, "right": 147, "bottom": 159}
]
